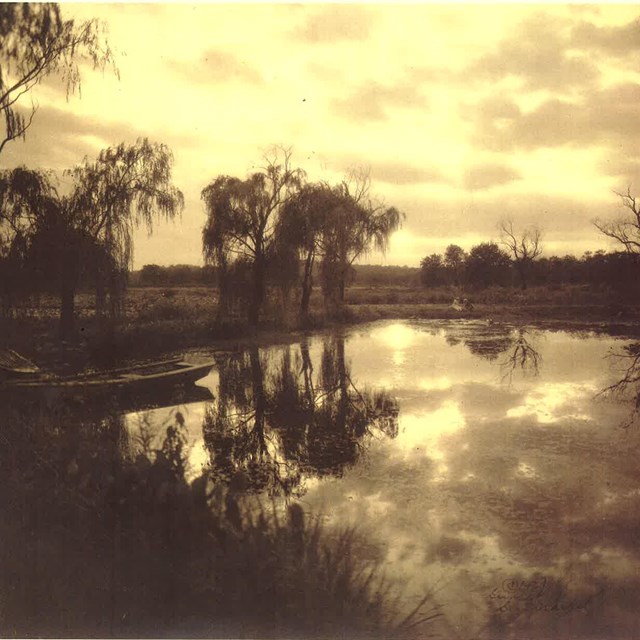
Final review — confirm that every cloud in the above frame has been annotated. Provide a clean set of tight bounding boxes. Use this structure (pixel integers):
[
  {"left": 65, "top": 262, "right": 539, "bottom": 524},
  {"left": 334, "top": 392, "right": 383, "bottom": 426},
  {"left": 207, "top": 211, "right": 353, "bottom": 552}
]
[
  {"left": 2, "top": 104, "right": 201, "bottom": 172},
  {"left": 468, "top": 82, "right": 640, "bottom": 154},
  {"left": 368, "top": 161, "right": 447, "bottom": 186},
  {"left": 600, "top": 155, "right": 640, "bottom": 187},
  {"left": 462, "top": 162, "right": 521, "bottom": 191},
  {"left": 571, "top": 17, "right": 640, "bottom": 59},
  {"left": 462, "top": 14, "right": 599, "bottom": 92},
  {"left": 332, "top": 81, "right": 428, "bottom": 122},
  {"left": 389, "top": 191, "right": 618, "bottom": 246},
  {"left": 293, "top": 6, "right": 374, "bottom": 43},
  {"left": 167, "top": 49, "right": 262, "bottom": 84}
]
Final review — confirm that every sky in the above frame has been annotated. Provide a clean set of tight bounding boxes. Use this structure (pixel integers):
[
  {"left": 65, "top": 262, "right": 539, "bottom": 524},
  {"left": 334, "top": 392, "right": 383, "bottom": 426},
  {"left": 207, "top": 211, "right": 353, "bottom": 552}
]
[{"left": 3, "top": 3, "right": 640, "bottom": 268}]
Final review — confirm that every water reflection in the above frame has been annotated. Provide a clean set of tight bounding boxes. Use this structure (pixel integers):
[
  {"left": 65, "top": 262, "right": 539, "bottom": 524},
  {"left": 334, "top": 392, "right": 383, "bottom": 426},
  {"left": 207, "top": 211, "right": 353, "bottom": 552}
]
[
  {"left": 1, "top": 377, "right": 405, "bottom": 638},
  {"left": 442, "top": 323, "right": 543, "bottom": 380},
  {"left": 499, "top": 329, "right": 542, "bottom": 381},
  {"left": 6, "top": 319, "right": 640, "bottom": 639},
  {"left": 203, "top": 337, "right": 399, "bottom": 496},
  {"left": 599, "top": 341, "right": 640, "bottom": 427},
  {"left": 301, "top": 321, "right": 640, "bottom": 639}
]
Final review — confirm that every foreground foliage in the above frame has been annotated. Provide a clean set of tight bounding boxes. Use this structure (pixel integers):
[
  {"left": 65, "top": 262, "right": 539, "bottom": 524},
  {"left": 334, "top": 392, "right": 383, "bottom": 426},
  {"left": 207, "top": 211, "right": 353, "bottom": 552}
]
[{"left": 0, "top": 397, "right": 424, "bottom": 638}]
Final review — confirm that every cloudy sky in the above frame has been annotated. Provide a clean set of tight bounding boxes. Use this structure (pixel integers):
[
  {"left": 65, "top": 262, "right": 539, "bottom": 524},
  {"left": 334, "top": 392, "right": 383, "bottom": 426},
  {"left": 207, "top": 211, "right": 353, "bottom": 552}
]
[{"left": 4, "top": 3, "right": 640, "bottom": 268}]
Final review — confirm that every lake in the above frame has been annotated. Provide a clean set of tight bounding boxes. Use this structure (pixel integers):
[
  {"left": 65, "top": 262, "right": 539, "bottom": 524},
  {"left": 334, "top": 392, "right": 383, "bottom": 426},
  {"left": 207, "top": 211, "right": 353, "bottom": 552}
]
[{"left": 5, "top": 319, "right": 640, "bottom": 638}]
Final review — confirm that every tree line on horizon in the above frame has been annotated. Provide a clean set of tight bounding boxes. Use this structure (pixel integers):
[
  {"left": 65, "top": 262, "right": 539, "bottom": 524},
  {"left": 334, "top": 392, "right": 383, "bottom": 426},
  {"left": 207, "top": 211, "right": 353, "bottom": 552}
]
[
  {"left": 419, "top": 241, "right": 640, "bottom": 293},
  {"left": 132, "top": 243, "right": 640, "bottom": 295}
]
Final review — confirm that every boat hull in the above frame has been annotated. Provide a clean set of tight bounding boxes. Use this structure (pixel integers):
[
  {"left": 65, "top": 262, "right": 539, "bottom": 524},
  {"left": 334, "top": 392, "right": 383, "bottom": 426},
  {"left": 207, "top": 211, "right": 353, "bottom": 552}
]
[{"left": 1, "top": 359, "right": 215, "bottom": 397}]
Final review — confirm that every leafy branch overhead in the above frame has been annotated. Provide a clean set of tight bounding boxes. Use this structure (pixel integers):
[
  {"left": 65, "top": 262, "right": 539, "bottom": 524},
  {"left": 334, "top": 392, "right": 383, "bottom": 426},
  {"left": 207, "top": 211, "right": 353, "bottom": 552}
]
[{"left": 0, "top": 2, "right": 117, "bottom": 155}]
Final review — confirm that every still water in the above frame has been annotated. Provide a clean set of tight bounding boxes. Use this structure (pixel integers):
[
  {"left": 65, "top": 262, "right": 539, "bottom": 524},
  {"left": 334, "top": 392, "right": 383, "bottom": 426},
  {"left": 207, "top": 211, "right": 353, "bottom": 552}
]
[{"left": 125, "top": 319, "right": 640, "bottom": 639}]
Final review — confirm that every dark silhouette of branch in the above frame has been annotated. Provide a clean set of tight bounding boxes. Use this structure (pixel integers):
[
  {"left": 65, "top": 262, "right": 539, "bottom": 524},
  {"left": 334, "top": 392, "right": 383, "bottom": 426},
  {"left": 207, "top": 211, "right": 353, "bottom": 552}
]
[
  {"left": 594, "top": 188, "right": 640, "bottom": 254},
  {"left": 0, "top": 4, "right": 117, "bottom": 155},
  {"left": 498, "top": 218, "right": 543, "bottom": 289}
]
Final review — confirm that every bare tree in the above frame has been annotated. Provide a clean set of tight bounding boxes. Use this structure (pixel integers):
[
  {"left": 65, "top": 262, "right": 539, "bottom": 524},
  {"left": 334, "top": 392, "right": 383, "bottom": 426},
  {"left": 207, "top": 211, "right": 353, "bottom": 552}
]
[
  {"left": 594, "top": 188, "right": 640, "bottom": 255},
  {"left": 498, "top": 219, "right": 543, "bottom": 290},
  {"left": 0, "top": 3, "right": 116, "bottom": 155}
]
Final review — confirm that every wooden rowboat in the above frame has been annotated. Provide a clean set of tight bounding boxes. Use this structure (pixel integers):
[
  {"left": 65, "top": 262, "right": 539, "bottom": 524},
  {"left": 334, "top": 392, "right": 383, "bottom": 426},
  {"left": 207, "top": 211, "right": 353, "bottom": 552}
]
[
  {"left": 0, "top": 353, "right": 215, "bottom": 396},
  {"left": 0, "top": 349, "right": 41, "bottom": 378}
]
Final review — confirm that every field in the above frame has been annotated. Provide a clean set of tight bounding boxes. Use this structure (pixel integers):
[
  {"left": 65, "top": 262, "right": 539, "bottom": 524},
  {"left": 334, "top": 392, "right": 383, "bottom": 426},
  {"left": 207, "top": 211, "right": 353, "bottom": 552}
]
[{"left": 4, "top": 283, "right": 640, "bottom": 372}]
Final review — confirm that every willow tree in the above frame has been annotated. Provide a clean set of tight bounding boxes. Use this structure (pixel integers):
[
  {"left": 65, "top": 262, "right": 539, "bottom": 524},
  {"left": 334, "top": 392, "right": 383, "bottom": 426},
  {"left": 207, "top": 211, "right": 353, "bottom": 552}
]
[
  {"left": 0, "top": 167, "right": 55, "bottom": 254},
  {"left": 60, "top": 138, "right": 184, "bottom": 335},
  {"left": 0, "top": 167, "right": 58, "bottom": 317},
  {"left": 0, "top": 168, "right": 104, "bottom": 339},
  {"left": 321, "top": 169, "right": 404, "bottom": 309},
  {"left": 0, "top": 3, "right": 116, "bottom": 155},
  {"left": 277, "top": 182, "right": 340, "bottom": 319},
  {"left": 202, "top": 147, "right": 305, "bottom": 326}
]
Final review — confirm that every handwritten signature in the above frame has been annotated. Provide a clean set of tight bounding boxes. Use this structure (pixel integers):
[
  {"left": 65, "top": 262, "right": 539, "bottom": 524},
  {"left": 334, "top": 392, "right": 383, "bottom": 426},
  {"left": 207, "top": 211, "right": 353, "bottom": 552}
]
[{"left": 489, "top": 577, "right": 603, "bottom": 614}]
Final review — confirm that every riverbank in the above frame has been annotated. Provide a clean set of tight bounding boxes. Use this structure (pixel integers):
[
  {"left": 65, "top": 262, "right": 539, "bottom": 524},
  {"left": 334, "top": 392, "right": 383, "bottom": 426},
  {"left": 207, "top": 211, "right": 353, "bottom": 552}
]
[{"left": 4, "top": 285, "right": 640, "bottom": 372}]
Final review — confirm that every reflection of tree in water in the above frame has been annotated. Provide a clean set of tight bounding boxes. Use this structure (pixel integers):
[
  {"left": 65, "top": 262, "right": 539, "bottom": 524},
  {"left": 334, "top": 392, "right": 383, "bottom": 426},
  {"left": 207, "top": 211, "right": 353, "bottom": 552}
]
[
  {"left": 203, "top": 336, "right": 399, "bottom": 496},
  {"left": 499, "top": 329, "right": 542, "bottom": 382},
  {"left": 463, "top": 328, "right": 514, "bottom": 362},
  {"left": 599, "top": 342, "right": 640, "bottom": 426},
  {"left": 445, "top": 333, "right": 461, "bottom": 347},
  {"left": 444, "top": 323, "right": 542, "bottom": 378},
  {"left": 1, "top": 395, "right": 409, "bottom": 638}
]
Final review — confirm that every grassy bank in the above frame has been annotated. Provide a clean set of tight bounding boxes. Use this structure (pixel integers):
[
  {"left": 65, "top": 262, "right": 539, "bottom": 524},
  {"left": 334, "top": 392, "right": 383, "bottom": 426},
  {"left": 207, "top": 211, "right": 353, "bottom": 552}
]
[{"left": 4, "top": 284, "right": 640, "bottom": 371}]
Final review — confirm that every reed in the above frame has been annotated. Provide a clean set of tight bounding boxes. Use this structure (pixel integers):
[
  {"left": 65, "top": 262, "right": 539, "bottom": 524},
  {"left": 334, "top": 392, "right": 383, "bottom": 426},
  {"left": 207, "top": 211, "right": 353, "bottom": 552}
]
[{"left": 0, "top": 402, "right": 432, "bottom": 638}]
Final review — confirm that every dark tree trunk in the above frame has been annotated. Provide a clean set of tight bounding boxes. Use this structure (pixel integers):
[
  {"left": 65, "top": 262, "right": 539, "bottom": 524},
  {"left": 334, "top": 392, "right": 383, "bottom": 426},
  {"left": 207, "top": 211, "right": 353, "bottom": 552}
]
[
  {"left": 517, "top": 261, "right": 528, "bottom": 290},
  {"left": 337, "top": 268, "right": 347, "bottom": 307},
  {"left": 108, "top": 270, "right": 120, "bottom": 320},
  {"left": 299, "top": 248, "right": 314, "bottom": 318},
  {"left": 336, "top": 336, "right": 348, "bottom": 431},
  {"left": 249, "top": 347, "right": 267, "bottom": 450},
  {"left": 95, "top": 277, "right": 106, "bottom": 317},
  {"left": 216, "top": 262, "right": 230, "bottom": 323},
  {"left": 59, "top": 278, "right": 76, "bottom": 340},
  {"left": 248, "top": 251, "right": 266, "bottom": 327}
]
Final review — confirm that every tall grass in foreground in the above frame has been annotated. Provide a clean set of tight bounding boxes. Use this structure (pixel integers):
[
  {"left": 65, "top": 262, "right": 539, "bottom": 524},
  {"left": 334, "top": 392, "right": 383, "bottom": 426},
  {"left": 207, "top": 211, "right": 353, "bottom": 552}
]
[{"left": 0, "top": 400, "right": 433, "bottom": 638}]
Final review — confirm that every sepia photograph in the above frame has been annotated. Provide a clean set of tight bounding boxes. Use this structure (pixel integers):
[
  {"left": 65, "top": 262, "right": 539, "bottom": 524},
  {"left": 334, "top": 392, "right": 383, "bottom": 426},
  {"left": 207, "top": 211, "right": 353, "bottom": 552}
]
[{"left": 2, "top": 2, "right": 640, "bottom": 638}]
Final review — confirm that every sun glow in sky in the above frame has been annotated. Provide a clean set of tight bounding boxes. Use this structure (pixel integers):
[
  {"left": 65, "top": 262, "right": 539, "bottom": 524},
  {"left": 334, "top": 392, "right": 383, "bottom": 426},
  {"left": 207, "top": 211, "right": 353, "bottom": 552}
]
[{"left": 3, "top": 3, "right": 640, "bottom": 268}]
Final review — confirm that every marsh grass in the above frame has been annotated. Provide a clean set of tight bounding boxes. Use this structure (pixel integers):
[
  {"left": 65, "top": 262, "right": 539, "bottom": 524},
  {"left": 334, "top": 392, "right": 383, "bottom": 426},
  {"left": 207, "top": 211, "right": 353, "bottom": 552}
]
[
  {"left": 0, "top": 401, "right": 431, "bottom": 639},
  {"left": 4, "top": 283, "right": 636, "bottom": 371}
]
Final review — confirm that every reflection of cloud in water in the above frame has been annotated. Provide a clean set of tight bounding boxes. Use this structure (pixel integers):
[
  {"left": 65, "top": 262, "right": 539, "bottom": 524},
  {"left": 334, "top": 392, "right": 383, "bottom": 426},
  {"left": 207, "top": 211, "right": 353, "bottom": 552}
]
[
  {"left": 370, "top": 322, "right": 417, "bottom": 351},
  {"left": 187, "top": 436, "right": 208, "bottom": 476},
  {"left": 109, "top": 320, "right": 640, "bottom": 637},
  {"left": 397, "top": 403, "right": 465, "bottom": 479},
  {"left": 506, "top": 381, "right": 598, "bottom": 424},
  {"left": 301, "top": 321, "right": 640, "bottom": 637},
  {"left": 418, "top": 375, "right": 452, "bottom": 391},
  {"left": 399, "top": 403, "right": 465, "bottom": 447},
  {"left": 369, "top": 322, "right": 421, "bottom": 376},
  {"left": 516, "top": 461, "right": 537, "bottom": 478}
]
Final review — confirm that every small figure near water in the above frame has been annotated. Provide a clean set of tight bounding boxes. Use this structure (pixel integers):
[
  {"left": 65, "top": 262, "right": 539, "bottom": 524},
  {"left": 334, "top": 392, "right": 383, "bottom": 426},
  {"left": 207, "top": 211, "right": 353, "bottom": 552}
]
[{"left": 451, "top": 297, "right": 474, "bottom": 312}]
